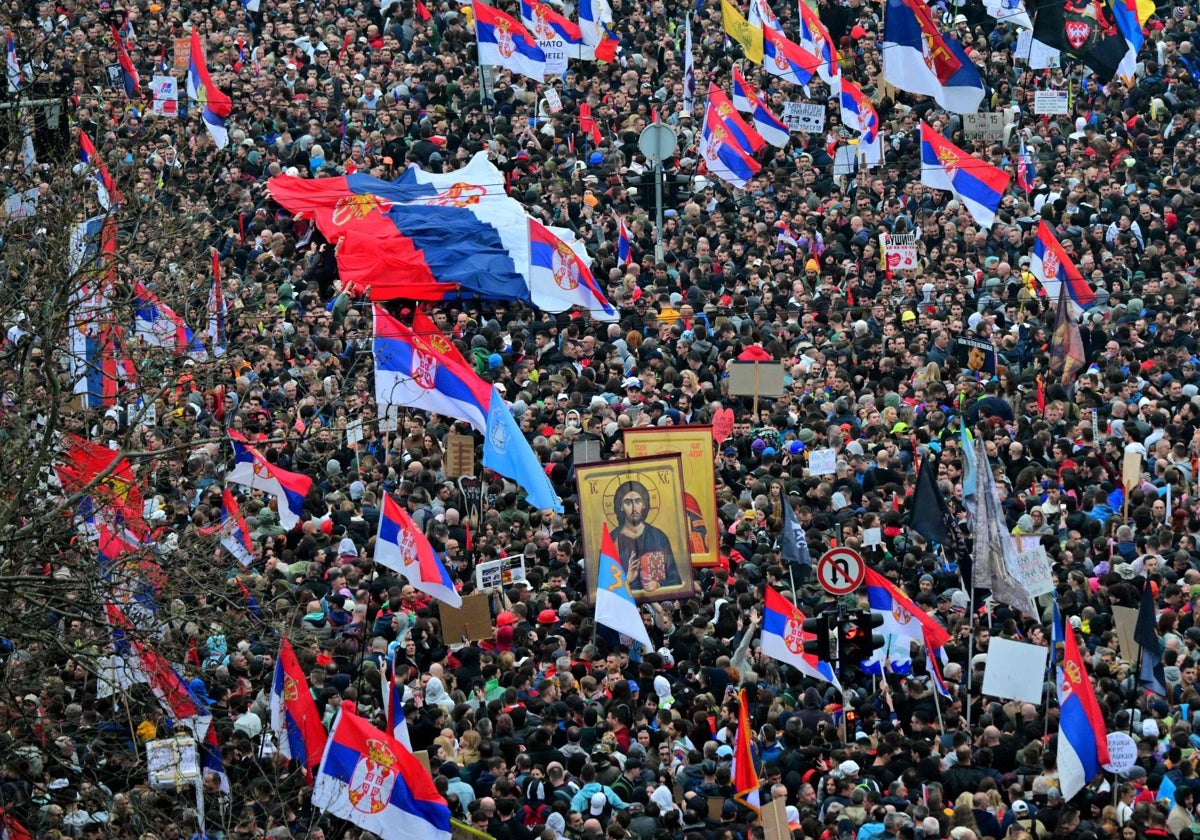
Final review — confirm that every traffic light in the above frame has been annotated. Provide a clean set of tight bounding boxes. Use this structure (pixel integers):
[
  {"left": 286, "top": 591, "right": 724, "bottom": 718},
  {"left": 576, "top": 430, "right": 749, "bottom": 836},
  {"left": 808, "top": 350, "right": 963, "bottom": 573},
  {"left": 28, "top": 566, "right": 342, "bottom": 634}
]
[
  {"left": 802, "top": 615, "right": 832, "bottom": 661},
  {"left": 841, "top": 610, "right": 886, "bottom": 662}
]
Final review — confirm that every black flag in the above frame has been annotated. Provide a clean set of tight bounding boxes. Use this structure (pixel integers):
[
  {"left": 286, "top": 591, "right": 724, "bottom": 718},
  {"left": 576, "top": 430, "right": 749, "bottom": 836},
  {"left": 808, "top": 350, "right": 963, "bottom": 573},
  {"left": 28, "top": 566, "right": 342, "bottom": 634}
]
[{"left": 909, "top": 453, "right": 950, "bottom": 546}]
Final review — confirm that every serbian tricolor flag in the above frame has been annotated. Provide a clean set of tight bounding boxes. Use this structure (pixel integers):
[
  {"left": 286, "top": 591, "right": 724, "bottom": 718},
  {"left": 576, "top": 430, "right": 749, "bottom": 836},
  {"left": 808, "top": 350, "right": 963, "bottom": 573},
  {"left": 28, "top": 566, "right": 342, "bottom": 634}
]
[
  {"left": 271, "top": 638, "right": 328, "bottom": 771},
  {"left": 6, "top": 31, "right": 23, "bottom": 92},
  {"left": 207, "top": 248, "right": 227, "bottom": 356},
  {"left": 227, "top": 430, "right": 313, "bottom": 530},
  {"left": 186, "top": 29, "right": 233, "bottom": 149},
  {"left": 798, "top": 0, "right": 838, "bottom": 85},
  {"left": 474, "top": 1, "right": 547, "bottom": 82},
  {"left": 761, "top": 22, "right": 820, "bottom": 89},
  {"left": 57, "top": 435, "right": 145, "bottom": 532},
  {"left": 106, "top": 602, "right": 209, "bottom": 723},
  {"left": 707, "top": 82, "right": 765, "bottom": 154},
  {"left": 617, "top": 218, "right": 631, "bottom": 266},
  {"left": 736, "top": 74, "right": 791, "bottom": 148},
  {"left": 313, "top": 711, "right": 452, "bottom": 840},
  {"left": 219, "top": 488, "right": 254, "bottom": 566},
  {"left": 373, "top": 306, "right": 495, "bottom": 432},
  {"left": 520, "top": 0, "right": 602, "bottom": 59},
  {"left": 376, "top": 494, "right": 462, "bottom": 607},
  {"left": 731, "top": 65, "right": 753, "bottom": 113},
  {"left": 701, "top": 97, "right": 761, "bottom": 189},
  {"left": 1056, "top": 617, "right": 1110, "bottom": 800},
  {"left": 111, "top": 25, "right": 140, "bottom": 97},
  {"left": 529, "top": 220, "right": 617, "bottom": 321},
  {"left": 920, "top": 122, "right": 1010, "bottom": 228},
  {"left": 882, "top": 0, "right": 984, "bottom": 114},
  {"left": 79, "top": 131, "right": 124, "bottom": 209},
  {"left": 840, "top": 77, "right": 881, "bottom": 165},
  {"left": 133, "top": 282, "right": 208, "bottom": 359},
  {"left": 761, "top": 586, "right": 840, "bottom": 687},
  {"left": 731, "top": 689, "right": 761, "bottom": 814},
  {"left": 1030, "top": 220, "right": 1095, "bottom": 318}
]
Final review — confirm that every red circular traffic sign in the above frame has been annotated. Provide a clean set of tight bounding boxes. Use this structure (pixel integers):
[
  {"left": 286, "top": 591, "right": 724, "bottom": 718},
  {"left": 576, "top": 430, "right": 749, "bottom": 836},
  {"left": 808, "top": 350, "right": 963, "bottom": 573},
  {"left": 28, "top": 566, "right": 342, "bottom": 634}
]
[{"left": 816, "top": 547, "right": 865, "bottom": 595}]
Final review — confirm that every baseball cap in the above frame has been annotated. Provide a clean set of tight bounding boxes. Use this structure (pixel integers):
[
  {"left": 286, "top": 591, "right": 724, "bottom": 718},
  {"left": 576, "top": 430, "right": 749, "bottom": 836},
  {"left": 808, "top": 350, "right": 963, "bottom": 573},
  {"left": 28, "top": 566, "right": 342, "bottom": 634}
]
[{"left": 589, "top": 792, "right": 607, "bottom": 815}]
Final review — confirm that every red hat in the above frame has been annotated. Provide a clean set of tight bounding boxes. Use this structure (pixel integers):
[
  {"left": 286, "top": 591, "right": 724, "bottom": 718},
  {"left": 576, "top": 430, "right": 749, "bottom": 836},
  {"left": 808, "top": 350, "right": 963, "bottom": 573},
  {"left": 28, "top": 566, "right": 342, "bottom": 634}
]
[
  {"left": 537, "top": 609, "right": 559, "bottom": 626},
  {"left": 850, "top": 24, "right": 868, "bottom": 39},
  {"left": 496, "top": 611, "right": 520, "bottom": 627}
]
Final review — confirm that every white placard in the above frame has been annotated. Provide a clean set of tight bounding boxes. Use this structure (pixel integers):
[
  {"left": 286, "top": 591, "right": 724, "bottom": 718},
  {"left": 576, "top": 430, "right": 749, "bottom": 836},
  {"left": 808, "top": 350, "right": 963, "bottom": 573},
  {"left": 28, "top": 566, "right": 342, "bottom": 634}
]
[
  {"left": 863, "top": 527, "right": 882, "bottom": 547},
  {"left": 380, "top": 404, "right": 399, "bottom": 432},
  {"left": 474, "top": 555, "right": 528, "bottom": 590},
  {"left": 1102, "top": 731, "right": 1138, "bottom": 773},
  {"left": 346, "top": 420, "right": 364, "bottom": 446},
  {"left": 1015, "top": 31, "right": 1061, "bottom": 68},
  {"left": 981, "top": 637, "right": 1048, "bottom": 703},
  {"left": 535, "top": 37, "right": 568, "bottom": 76},
  {"left": 962, "top": 112, "right": 1006, "bottom": 142},
  {"left": 781, "top": 102, "right": 825, "bottom": 134},
  {"left": 1013, "top": 544, "right": 1054, "bottom": 597},
  {"left": 146, "top": 737, "right": 199, "bottom": 788},
  {"left": 151, "top": 75, "right": 178, "bottom": 117},
  {"left": 808, "top": 448, "right": 837, "bottom": 475},
  {"left": 544, "top": 87, "right": 563, "bottom": 113},
  {"left": 1033, "top": 90, "right": 1069, "bottom": 115},
  {"left": 881, "top": 232, "right": 919, "bottom": 272}
]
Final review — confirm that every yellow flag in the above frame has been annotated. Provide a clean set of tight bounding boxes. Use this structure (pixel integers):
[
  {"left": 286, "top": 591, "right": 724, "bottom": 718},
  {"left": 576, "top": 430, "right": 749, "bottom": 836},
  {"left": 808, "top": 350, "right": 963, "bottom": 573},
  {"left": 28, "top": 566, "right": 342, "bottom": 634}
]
[{"left": 721, "top": 0, "right": 763, "bottom": 63}]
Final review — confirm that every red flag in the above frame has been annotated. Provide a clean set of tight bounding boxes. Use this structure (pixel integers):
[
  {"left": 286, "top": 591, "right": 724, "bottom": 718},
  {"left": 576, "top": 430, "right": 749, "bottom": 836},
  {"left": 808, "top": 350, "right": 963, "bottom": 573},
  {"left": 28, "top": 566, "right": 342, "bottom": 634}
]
[
  {"left": 0, "top": 809, "right": 33, "bottom": 840},
  {"left": 465, "top": 520, "right": 473, "bottom": 551},
  {"left": 732, "top": 689, "right": 760, "bottom": 814},
  {"left": 579, "top": 102, "right": 602, "bottom": 146},
  {"left": 415, "top": 0, "right": 432, "bottom": 21},
  {"left": 186, "top": 636, "right": 201, "bottom": 669},
  {"left": 271, "top": 638, "right": 328, "bottom": 770},
  {"left": 338, "top": 32, "right": 353, "bottom": 65}
]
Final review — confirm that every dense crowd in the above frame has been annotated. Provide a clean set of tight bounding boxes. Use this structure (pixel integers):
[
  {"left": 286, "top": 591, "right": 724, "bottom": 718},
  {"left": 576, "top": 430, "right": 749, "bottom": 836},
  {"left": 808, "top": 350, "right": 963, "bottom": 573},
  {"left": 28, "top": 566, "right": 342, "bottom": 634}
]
[{"left": 6, "top": 0, "right": 1200, "bottom": 839}]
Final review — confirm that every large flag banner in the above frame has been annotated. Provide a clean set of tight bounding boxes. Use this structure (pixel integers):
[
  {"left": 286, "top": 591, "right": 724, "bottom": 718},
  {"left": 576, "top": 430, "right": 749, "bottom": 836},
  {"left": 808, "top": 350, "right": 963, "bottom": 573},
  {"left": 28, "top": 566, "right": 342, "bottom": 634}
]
[
  {"left": 271, "top": 638, "right": 327, "bottom": 770},
  {"left": 920, "top": 122, "right": 1010, "bottom": 228},
  {"left": 475, "top": 1, "right": 547, "bottom": 81},
  {"left": 970, "top": 437, "right": 1039, "bottom": 616},
  {"left": 313, "top": 711, "right": 452, "bottom": 840},
  {"left": 268, "top": 156, "right": 538, "bottom": 304},
  {"left": 226, "top": 431, "right": 312, "bottom": 530},
  {"left": 882, "top": 0, "right": 984, "bottom": 113},
  {"left": 761, "top": 586, "right": 839, "bottom": 687},
  {"left": 722, "top": 0, "right": 764, "bottom": 63},
  {"left": 1030, "top": 220, "right": 1095, "bottom": 317},
  {"left": 1057, "top": 619, "right": 1110, "bottom": 800},
  {"left": 376, "top": 494, "right": 464, "bottom": 607},
  {"left": 372, "top": 306, "right": 494, "bottom": 431},
  {"left": 186, "top": 29, "right": 232, "bottom": 149},
  {"left": 1049, "top": 282, "right": 1086, "bottom": 386},
  {"left": 593, "top": 523, "right": 654, "bottom": 650}
]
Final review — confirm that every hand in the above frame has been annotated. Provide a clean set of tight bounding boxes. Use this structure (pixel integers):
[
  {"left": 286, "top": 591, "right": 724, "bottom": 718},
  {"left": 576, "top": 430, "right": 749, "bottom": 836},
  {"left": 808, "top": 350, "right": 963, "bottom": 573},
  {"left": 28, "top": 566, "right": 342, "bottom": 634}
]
[{"left": 627, "top": 556, "right": 640, "bottom": 584}]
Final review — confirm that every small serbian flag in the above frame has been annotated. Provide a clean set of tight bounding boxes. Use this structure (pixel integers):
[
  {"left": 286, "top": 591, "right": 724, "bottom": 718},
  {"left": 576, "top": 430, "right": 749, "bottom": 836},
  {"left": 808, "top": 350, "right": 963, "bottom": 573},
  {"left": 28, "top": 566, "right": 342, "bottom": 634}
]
[
  {"left": 617, "top": 217, "right": 631, "bottom": 266},
  {"left": 226, "top": 430, "right": 312, "bottom": 530},
  {"left": 761, "top": 585, "right": 841, "bottom": 688},
  {"left": 312, "top": 710, "right": 452, "bottom": 840},
  {"left": 111, "top": 25, "right": 139, "bottom": 97},
  {"left": 79, "top": 130, "right": 124, "bottom": 209},
  {"left": 219, "top": 488, "right": 254, "bottom": 566},
  {"left": 376, "top": 494, "right": 462, "bottom": 608}
]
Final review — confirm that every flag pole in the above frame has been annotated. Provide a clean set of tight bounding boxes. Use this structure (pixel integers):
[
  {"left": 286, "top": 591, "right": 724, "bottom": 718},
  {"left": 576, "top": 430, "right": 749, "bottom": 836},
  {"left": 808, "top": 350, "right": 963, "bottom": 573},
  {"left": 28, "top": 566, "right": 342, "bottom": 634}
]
[{"left": 965, "top": 579, "right": 975, "bottom": 732}]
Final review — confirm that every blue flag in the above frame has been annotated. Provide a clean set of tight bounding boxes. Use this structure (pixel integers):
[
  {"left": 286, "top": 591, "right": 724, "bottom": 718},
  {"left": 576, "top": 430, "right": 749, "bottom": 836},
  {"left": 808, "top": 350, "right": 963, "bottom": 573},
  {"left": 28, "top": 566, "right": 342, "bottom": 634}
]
[{"left": 482, "top": 391, "right": 563, "bottom": 513}]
